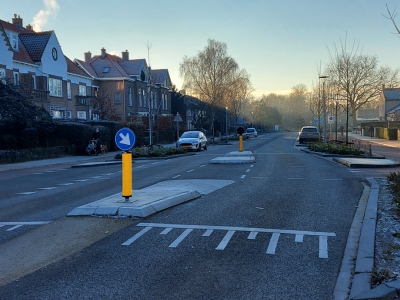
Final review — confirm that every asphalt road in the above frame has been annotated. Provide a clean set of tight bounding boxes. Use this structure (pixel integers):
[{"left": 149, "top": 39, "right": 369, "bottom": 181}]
[{"left": 0, "top": 132, "right": 365, "bottom": 299}]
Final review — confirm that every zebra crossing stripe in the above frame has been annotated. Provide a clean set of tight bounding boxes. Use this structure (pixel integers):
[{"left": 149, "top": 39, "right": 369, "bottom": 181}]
[
  {"left": 121, "top": 227, "right": 152, "bottom": 246},
  {"left": 169, "top": 229, "right": 193, "bottom": 248},
  {"left": 266, "top": 233, "right": 280, "bottom": 254},
  {"left": 216, "top": 230, "right": 235, "bottom": 250}
]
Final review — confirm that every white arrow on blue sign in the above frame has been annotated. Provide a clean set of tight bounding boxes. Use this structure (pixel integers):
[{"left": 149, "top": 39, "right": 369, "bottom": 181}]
[{"left": 115, "top": 128, "right": 136, "bottom": 151}]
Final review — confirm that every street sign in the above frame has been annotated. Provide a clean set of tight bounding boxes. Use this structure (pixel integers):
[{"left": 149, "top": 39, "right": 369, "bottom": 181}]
[
  {"left": 313, "top": 118, "right": 322, "bottom": 123},
  {"left": 115, "top": 128, "right": 136, "bottom": 151},
  {"left": 328, "top": 115, "right": 334, "bottom": 124},
  {"left": 173, "top": 112, "right": 183, "bottom": 122}
]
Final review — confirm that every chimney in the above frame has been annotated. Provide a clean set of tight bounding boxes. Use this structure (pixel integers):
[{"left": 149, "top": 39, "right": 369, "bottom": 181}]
[
  {"left": 84, "top": 51, "right": 92, "bottom": 62},
  {"left": 26, "top": 24, "right": 33, "bottom": 31},
  {"left": 101, "top": 48, "right": 106, "bottom": 59},
  {"left": 122, "top": 50, "right": 129, "bottom": 61},
  {"left": 12, "top": 14, "right": 23, "bottom": 27}
]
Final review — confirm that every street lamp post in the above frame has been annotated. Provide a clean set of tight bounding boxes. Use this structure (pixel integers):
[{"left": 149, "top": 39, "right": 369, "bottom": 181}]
[
  {"left": 319, "top": 75, "right": 328, "bottom": 144},
  {"left": 225, "top": 107, "right": 228, "bottom": 136}
]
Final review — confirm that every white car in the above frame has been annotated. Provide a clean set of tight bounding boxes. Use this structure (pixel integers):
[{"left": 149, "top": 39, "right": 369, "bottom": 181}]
[
  {"left": 244, "top": 128, "right": 257, "bottom": 137},
  {"left": 176, "top": 131, "right": 207, "bottom": 151}
]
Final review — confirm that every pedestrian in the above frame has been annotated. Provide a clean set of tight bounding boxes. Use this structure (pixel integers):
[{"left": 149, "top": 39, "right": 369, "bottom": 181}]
[
  {"left": 340, "top": 125, "right": 344, "bottom": 137},
  {"left": 92, "top": 127, "right": 101, "bottom": 155},
  {"left": 369, "top": 125, "right": 374, "bottom": 138}
]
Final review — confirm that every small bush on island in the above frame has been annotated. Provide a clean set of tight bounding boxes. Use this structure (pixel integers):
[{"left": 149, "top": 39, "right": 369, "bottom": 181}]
[
  {"left": 307, "top": 142, "right": 365, "bottom": 155},
  {"left": 114, "top": 146, "right": 187, "bottom": 159}
]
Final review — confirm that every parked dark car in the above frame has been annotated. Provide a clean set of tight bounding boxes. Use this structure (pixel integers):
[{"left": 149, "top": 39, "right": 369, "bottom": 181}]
[
  {"left": 176, "top": 131, "right": 207, "bottom": 151},
  {"left": 298, "top": 126, "right": 320, "bottom": 143}
]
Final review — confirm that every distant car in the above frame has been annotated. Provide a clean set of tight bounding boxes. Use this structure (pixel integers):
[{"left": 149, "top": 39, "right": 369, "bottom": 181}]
[
  {"left": 244, "top": 128, "right": 258, "bottom": 137},
  {"left": 176, "top": 131, "right": 207, "bottom": 151},
  {"left": 298, "top": 126, "right": 320, "bottom": 143}
]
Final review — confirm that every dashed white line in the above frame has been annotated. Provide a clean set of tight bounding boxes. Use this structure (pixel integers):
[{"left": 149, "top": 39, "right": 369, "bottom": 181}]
[
  {"left": 241, "top": 175, "right": 246, "bottom": 179},
  {"left": 6, "top": 225, "right": 22, "bottom": 231},
  {"left": 245, "top": 169, "right": 251, "bottom": 173},
  {"left": 58, "top": 183, "right": 74, "bottom": 186},
  {"left": 323, "top": 179, "right": 342, "bottom": 181},
  {"left": 199, "top": 165, "right": 206, "bottom": 168},
  {"left": 74, "top": 179, "right": 89, "bottom": 182},
  {"left": 172, "top": 175, "right": 181, "bottom": 179},
  {"left": 187, "top": 169, "right": 195, "bottom": 173},
  {"left": 16, "top": 192, "right": 36, "bottom": 195},
  {"left": 38, "top": 187, "right": 57, "bottom": 190}
]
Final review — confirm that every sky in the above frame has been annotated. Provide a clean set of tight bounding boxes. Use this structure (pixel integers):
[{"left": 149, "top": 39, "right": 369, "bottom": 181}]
[{"left": 2, "top": 0, "right": 400, "bottom": 97}]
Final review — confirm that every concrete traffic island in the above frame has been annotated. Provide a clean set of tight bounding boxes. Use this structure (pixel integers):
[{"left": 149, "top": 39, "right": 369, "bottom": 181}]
[
  {"left": 333, "top": 157, "right": 400, "bottom": 168},
  {"left": 209, "top": 151, "right": 255, "bottom": 164}
]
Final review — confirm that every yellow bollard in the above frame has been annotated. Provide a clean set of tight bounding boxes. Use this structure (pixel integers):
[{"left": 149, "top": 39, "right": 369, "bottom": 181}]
[
  {"left": 122, "top": 152, "right": 132, "bottom": 200},
  {"left": 239, "top": 135, "right": 243, "bottom": 152}
]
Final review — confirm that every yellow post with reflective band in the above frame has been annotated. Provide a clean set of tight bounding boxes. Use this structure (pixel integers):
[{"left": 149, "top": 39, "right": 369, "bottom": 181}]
[
  {"left": 239, "top": 135, "right": 243, "bottom": 152},
  {"left": 122, "top": 152, "right": 132, "bottom": 200}
]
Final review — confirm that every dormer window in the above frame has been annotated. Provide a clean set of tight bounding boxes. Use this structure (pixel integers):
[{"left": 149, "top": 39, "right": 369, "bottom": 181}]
[
  {"left": 6, "top": 32, "right": 18, "bottom": 50},
  {"left": 102, "top": 67, "right": 110, "bottom": 73}
]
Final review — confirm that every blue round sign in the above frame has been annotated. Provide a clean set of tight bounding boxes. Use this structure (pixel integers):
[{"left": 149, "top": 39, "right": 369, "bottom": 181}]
[{"left": 115, "top": 128, "right": 136, "bottom": 151}]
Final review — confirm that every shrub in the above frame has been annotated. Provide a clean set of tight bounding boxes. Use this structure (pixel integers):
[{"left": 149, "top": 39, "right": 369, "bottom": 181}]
[
  {"left": 114, "top": 146, "right": 187, "bottom": 159},
  {"left": 308, "top": 142, "right": 365, "bottom": 155}
]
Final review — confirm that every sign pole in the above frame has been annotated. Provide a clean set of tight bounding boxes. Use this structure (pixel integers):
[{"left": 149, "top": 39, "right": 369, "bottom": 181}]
[
  {"left": 122, "top": 152, "right": 132, "bottom": 200},
  {"left": 115, "top": 128, "right": 136, "bottom": 201}
]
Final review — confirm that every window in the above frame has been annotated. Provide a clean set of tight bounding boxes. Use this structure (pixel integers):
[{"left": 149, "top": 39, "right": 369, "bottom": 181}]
[
  {"left": 67, "top": 111, "right": 72, "bottom": 119},
  {"left": 115, "top": 93, "right": 121, "bottom": 104},
  {"left": 138, "top": 89, "right": 142, "bottom": 107},
  {"left": 129, "top": 87, "right": 132, "bottom": 107},
  {"left": 13, "top": 72, "right": 19, "bottom": 85},
  {"left": 7, "top": 33, "right": 17, "bottom": 50},
  {"left": 49, "top": 78, "right": 62, "bottom": 97},
  {"left": 79, "top": 84, "right": 86, "bottom": 96},
  {"left": 31, "top": 75, "right": 36, "bottom": 90},
  {"left": 67, "top": 82, "right": 71, "bottom": 99},
  {"left": 77, "top": 111, "right": 86, "bottom": 119},
  {"left": 0, "top": 68, "right": 5, "bottom": 79},
  {"left": 102, "top": 67, "right": 110, "bottom": 73},
  {"left": 50, "top": 106, "right": 67, "bottom": 119}
]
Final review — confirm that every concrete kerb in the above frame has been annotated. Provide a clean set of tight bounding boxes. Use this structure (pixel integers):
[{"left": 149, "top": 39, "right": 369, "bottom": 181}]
[
  {"left": 68, "top": 189, "right": 201, "bottom": 218},
  {"left": 348, "top": 178, "right": 400, "bottom": 300}
]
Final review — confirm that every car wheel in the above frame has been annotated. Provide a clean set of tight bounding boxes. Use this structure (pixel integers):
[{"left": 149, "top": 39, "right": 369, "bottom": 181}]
[
  {"left": 204, "top": 144, "right": 207, "bottom": 150},
  {"left": 197, "top": 145, "right": 201, "bottom": 151}
]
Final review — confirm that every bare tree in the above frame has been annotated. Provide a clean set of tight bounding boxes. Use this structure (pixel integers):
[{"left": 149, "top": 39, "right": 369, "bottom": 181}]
[
  {"left": 326, "top": 38, "right": 400, "bottom": 133},
  {"left": 92, "top": 89, "right": 119, "bottom": 120},
  {"left": 180, "top": 39, "right": 245, "bottom": 136},
  {"left": 383, "top": 4, "right": 400, "bottom": 36}
]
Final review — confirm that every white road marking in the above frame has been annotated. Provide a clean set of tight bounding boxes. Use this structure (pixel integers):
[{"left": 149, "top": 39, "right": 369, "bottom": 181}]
[
  {"left": 250, "top": 165, "right": 254, "bottom": 168},
  {"left": 245, "top": 169, "right": 251, "bottom": 173},
  {"left": 58, "top": 183, "right": 74, "bottom": 186},
  {"left": 202, "top": 229, "right": 213, "bottom": 236},
  {"left": 319, "top": 236, "right": 328, "bottom": 258},
  {"left": 121, "top": 226, "right": 152, "bottom": 246},
  {"left": 187, "top": 169, "right": 195, "bottom": 173},
  {"left": 248, "top": 232, "right": 258, "bottom": 239},
  {"left": 266, "top": 233, "right": 280, "bottom": 254},
  {"left": 74, "top": 179, "right": 89, "bottom": 182},
  {"left": 161, "top": 228, "right": 173, "bottom": 235},
  {"left": 200, "top": 165, "right": 206, "bottom": 168},
  {"left": 6, "top": 225, "right": 22, "bottom": 231},
  {"left": 38, "top": 187, "right": 56, "bottom": 190},
  {"left": 172, "top": 175, "right": 181, "bottom": 178},
  {"left": 323, "top": 179, "right": 342, "bottom": 181},
  {"left": 295, "top": 234, "right": 304, "bottom": 242},
  {"left": 251, "top": 177, "right": 264, "bottom": 179},
  {"left": 169, "top": 229, "right": 193, "bottom": 248},
  {"left": 33, "top": 173, "right": 44, "bottom": 175},
  {"left": 102, "top": 173, "right": 114, "bottom": 176},
  {"left": 216, "top": 230, "right": 235, "bottom": 250},
  {"left": 0, "top": 221, "right": 50, "bottom": 225},
  {"left": 241, "top": 175, "right": 246, "bottom": 179},
  {"left": 124, "top": 223, "right": 335, "bottom": 259},
  {"left": 287, "top": 178, "right": 305, "bottom": 180},
  {"left": 44, "top": 171, "right": 57, "bottom": 173},
  {"left": 16, "top": 192, "right": 36, "bottom": 195}
]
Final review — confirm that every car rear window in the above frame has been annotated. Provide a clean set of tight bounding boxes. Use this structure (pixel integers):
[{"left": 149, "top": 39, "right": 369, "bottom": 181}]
[{"left": 301, "top": 128, "right": 318, "bottom": 133}]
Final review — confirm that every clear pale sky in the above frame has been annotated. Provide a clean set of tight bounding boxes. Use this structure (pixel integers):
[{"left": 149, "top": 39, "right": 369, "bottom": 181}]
[{"left": 2, "top": 0, "right": 400, "bottom": 97}]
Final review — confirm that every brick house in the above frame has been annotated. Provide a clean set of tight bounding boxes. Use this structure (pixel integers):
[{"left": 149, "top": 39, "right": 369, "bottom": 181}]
[
  {"left": 74, "top": 49, "right": 172, "bottom": 122},
  {"left": 0, "top": 14, "right": 94, "bottom": 119},
  {"left": 0, "top": 14, "right": 173, "bottom": 123}
]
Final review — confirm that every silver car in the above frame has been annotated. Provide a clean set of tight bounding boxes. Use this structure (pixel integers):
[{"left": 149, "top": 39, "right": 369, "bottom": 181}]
[
  {"left": 298, "top": 126, "right": 320, "bottom": 143},
  {"left": 176, "top": 131, "right": 208, "bottom": 151}
]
